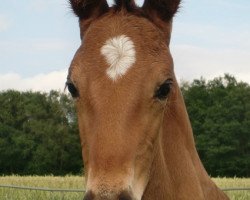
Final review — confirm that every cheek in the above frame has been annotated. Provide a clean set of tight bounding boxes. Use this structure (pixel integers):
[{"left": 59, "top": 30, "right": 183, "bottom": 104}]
[
  {"left": 136, "top": 112, "right": 163, "bottom": 161},
  {"left": 130, "top": 102, "right": 165, "bottom": 160},
  {"left": 142, "top": 107, "right": 165, "bottom": 144},
  {"left": 77, "top": 117, "right": 89, "bottom": 166},
  {"left": 76, "top": 101, "right": 94, "bottom": 168},
  {"left": 131, "top": 112, "right": 164, "bottom": 197}
]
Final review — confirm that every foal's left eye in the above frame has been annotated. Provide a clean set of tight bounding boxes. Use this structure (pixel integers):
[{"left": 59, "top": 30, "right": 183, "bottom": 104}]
[
  {"left": 154, "top": 79, "right": 173, "bottom": 100},
  {"left": 66, "top": 82, "right": 79, "bottom": 98}
]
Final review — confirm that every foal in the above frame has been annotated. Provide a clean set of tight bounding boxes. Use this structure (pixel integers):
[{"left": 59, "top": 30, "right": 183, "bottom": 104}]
[{"left": 67, "top": 0, "right": 229, "bottom": 199}]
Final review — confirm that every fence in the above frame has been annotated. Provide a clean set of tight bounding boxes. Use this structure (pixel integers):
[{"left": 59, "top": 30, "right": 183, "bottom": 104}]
[
  {"left": 0, "top": 184, "right": 85, "bottom": 193},
  {"left": 0, "top": 184, "right": 250, "bottom": 200},
  {"left": 0, "top": 184, "right": 85, "bottom": 200},
  {"left": 2, "top": 184, "right": 250, "bottom": 192}
]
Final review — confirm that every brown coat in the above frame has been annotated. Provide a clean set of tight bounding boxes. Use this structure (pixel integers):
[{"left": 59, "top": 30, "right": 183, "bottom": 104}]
[{"left": 67, "top": 1, "right": 229, "bottom": 199}]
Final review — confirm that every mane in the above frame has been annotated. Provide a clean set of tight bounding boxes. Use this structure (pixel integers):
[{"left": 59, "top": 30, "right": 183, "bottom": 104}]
[
  {"left": 113, "top": 0, "right": 137, "bottom": 11},
  {"left": 111, "top": 0, "right": 147, "bottom": 19}
]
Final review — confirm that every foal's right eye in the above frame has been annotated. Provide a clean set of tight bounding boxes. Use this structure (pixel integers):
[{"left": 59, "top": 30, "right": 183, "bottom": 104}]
[{"left": 66, "top": 82, "right": 79, "bottom": 98}]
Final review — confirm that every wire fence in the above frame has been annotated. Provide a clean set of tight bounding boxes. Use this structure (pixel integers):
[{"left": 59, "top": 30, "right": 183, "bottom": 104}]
[
  {"left": 0, "top": 184, "right": 250, "bottom": 192},
  {"left": 0, "top": 184, "right": 85, "bottom": 200},
  {"left": 0, "top": 184, "right": 85, "bottom": 193},
  {"left": 222, "top": 188, "right": 250, "bottom": 192},
  {"left": 1, "top": 184, "right": 250, "bottom": 192},
  {"left": 0, "top": 184, "right": 250, "bottom": 200}
]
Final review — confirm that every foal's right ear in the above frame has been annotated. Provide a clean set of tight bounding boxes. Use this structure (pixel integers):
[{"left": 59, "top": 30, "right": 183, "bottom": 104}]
[{"left": 70, "top": 0, "right": 109, "bottom": 33}]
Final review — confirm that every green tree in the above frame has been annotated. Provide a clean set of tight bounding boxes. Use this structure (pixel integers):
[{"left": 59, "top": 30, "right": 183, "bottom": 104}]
[
  {"left": 182, "top": 74, "right": 250, "bottom": 177},
  {"left": 0, "top": 90, "right": 82, "bottom": 175}
]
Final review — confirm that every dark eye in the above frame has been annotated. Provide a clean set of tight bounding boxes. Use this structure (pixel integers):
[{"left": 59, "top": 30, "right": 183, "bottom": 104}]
[
  {"left": 154, "top": 79, "right": 173, "bottom": 100},
  {"left": 66, "top": 82, "right": 79, "bottom": 98}
]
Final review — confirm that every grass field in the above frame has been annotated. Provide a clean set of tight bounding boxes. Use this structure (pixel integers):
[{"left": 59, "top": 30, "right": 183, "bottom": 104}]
[{"left": 0, "top": 176, "right": 249, "bottom": 200}]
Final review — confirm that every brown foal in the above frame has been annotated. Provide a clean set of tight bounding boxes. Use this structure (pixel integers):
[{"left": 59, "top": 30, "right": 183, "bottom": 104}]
[{"left": 67, "top": 0, "right": 229, "bottom": 199}]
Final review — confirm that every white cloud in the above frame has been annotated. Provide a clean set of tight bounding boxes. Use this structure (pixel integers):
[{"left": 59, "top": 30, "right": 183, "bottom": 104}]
[
  {"left": 0, "top": 15, "right": 10, "bottom": 32},
  {"left": 172, "top": 44, "right": 250, "bottom": 84},
  {"left": 0, "top": 69, "right": 68, "bottom": 92}
]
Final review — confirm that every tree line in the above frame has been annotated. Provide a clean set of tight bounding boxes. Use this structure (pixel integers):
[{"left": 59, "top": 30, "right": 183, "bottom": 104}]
[
  {"left": 182, "top": 74, "right": 250, "bottom": 177},
  {"left": 0, "top": 91, "right": 82, "bottom": 175},
  {"left": 0, "top": 74, "right": 249, "bottom": 177}
]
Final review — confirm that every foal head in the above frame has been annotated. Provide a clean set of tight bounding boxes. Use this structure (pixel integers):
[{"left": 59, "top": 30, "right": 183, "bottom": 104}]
[{"left": 68, "top": 0, "right": 181, "bottom": 199}]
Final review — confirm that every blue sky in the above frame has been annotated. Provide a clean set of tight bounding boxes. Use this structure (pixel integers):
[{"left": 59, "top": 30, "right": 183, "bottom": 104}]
[{"left": 0, "top": 0, "right": 250, "bottom": 91}]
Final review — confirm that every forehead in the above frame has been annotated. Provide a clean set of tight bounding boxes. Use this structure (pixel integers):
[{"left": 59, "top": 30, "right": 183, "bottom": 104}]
[{"left": 70, "top": 12, "right": 173, "bottom": 83}]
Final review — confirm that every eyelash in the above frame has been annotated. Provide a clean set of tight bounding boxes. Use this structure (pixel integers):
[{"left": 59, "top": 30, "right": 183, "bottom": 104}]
[
  {"left": 66, "top": 81, "right": 79, "bottom": 98},
  {"left": 154, "top": 79, "right": 173, "bottom": 100}
]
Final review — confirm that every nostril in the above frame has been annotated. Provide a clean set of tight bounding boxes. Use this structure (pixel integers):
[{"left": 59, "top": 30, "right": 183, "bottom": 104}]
[
  {"left": 83, "top": 191, "right": 95, "bottom": 200},
  {"left": 118, "top": 191, "right": 133, "bottom": 200}
]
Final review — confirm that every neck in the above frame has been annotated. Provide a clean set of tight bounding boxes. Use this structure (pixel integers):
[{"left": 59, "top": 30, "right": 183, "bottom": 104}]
[{"left": 142, "top": 87, "right": 229, "bottom": 200}]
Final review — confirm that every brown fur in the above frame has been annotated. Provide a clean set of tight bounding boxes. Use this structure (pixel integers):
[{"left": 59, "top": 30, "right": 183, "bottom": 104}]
[{"left": 68, "top": 1, "right": 229, "bottom": 199}]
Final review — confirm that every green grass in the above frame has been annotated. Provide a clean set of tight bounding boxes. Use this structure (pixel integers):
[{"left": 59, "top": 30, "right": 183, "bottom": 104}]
[
  {"left": 0, "top": 176, "right": 85, "bottom": 200},
  {"left": 213, "top": 177, "right": 250, "bottom": 200},
  {"left": 0, "top": 176, "right": 249, "bottom": 200}
]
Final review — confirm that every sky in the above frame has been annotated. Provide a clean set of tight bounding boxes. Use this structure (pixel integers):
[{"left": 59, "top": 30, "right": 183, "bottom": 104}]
[{"left": 0, "top": 0, "right": 250, "bottom": 92}]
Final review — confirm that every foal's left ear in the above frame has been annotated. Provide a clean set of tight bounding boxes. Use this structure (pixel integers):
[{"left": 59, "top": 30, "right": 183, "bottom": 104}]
[
  {"left": 142, "top": 0, "right": 181, "bottom": 41},
  {"left": 70, "top": 0, "right": 109, "bottom": 33}
]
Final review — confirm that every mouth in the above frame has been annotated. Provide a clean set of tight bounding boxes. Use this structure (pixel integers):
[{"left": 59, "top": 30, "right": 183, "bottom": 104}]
[{"left": 83, "top": 190, "right": 135, "bottom": 200}]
